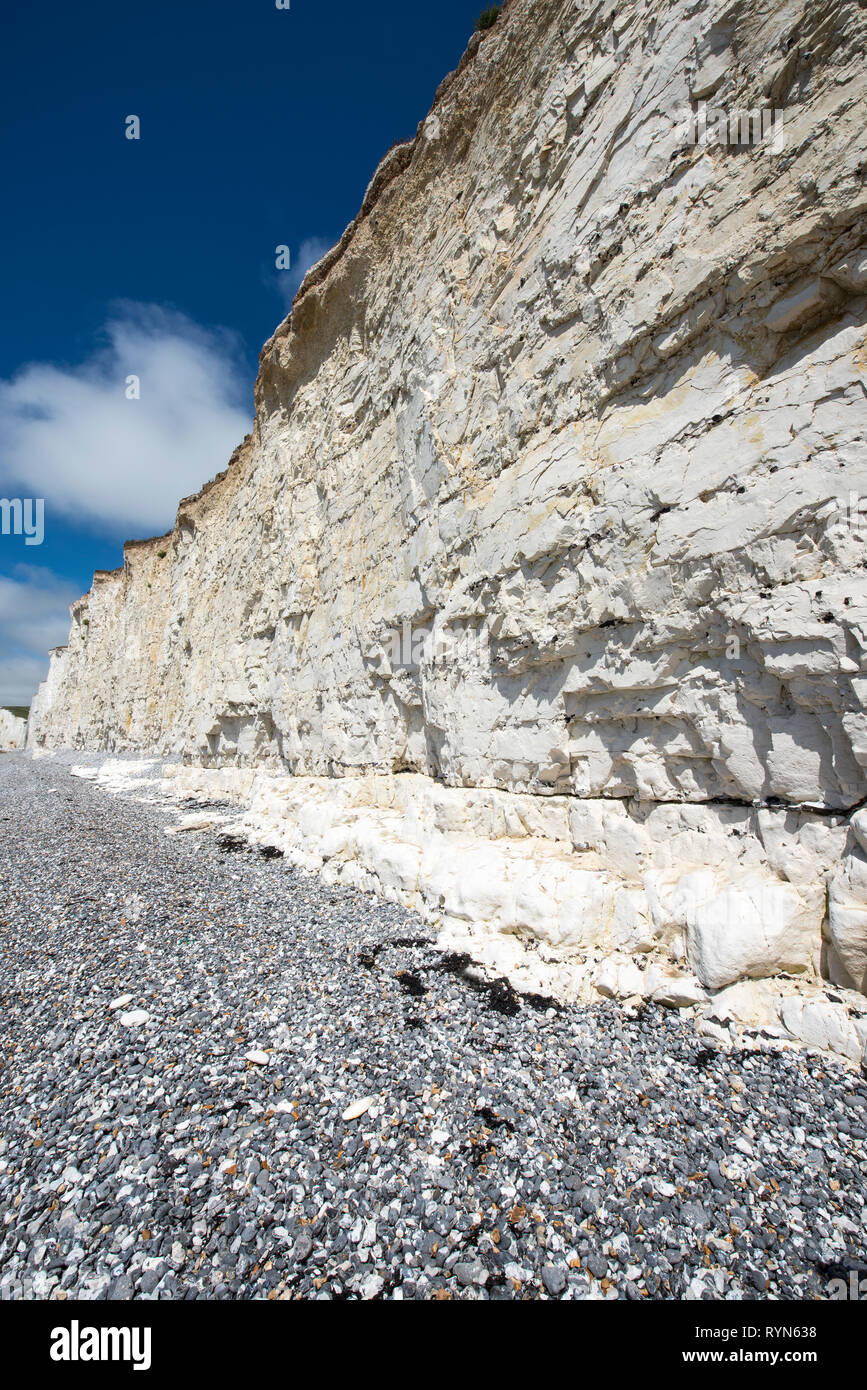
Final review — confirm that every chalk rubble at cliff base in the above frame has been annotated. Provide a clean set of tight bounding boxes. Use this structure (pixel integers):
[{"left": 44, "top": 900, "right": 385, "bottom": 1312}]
[{"left": 42, "top": 752, "right": 867, "bottom": 1072}]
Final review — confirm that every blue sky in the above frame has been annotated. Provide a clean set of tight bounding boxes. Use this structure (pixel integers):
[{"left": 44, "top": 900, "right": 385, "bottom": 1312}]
[{"left": 0, "top": 0, "right": 492, "bottom": 705}]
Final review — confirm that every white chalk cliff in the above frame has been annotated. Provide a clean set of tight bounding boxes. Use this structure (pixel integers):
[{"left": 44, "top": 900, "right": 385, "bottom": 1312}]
[
  {"left": 29, "top": 0, "right": 867, "bottom": 1058},
  {"left": 0, "top": 710, "right": 26, "bottom": 751}
]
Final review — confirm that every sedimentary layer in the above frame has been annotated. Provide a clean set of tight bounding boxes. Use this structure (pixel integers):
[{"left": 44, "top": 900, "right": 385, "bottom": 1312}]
[{"left": 29, "top": 0, "right": 867, "bottom": 1010}]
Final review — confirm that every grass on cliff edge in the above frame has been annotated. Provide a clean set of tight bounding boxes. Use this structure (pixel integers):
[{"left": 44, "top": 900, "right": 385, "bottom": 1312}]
[
  {"left": 2, "top": 707, "right": 29, "bottom": 720},
  {"left": 476, "top": 5, "right": 501, "bottom": 30}
]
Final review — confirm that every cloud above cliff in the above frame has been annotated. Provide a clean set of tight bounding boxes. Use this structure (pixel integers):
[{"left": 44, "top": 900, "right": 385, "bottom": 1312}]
[
  {"left": 0, "top": 304, "right": 252, "bottom": 536},
  {"left": 0, "top": 567, "right": 79, "bottom": 706}
]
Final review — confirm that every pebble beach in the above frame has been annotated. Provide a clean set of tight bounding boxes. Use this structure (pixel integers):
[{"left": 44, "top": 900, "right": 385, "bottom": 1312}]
[{"left": 1, "top": 752, "right": 865, "bottom": 1301}]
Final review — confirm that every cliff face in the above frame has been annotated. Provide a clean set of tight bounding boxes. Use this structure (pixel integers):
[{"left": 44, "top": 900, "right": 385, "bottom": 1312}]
[
  {"left": 0, "top": 710, "right": 26, "bottom": 751},
  {"left": 28, "top": 0, "right": 867, "bottom": 1024}
]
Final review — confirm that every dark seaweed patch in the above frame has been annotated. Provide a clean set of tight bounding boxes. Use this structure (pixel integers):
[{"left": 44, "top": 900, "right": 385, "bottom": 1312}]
[
  {"left": 217, "top": 834, "right": 247, "bottom": 854},
  {"left": 522, "top": 991, "right": 563, "bottom": 1013},
  {"left": 473, "top": 1105, "right": 514, "bottom": 1133},
  {"left": 435, "top": 953, "right": 520, "bottom": 1017},
  {"left": 396, "top": 970, "right": 427, "bottom": 997},
  {"left": 358, "top": 944, "right": 384, "bottom": 970}
]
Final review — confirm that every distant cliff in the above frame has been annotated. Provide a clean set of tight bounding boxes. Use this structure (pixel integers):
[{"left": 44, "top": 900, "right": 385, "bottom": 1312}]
[{"left": 0, "top": 709, "right": 26, "bottom": 751}]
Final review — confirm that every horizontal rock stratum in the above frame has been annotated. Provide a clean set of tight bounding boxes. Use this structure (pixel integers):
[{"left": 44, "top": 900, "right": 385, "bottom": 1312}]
[{"left": 28, "top": 0, "right": 867, "bottom": 1044}]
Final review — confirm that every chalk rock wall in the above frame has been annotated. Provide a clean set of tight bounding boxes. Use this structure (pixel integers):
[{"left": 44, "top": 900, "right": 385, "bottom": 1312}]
[
  {"left": 0, "top": 710, "right": 26, "bottom": 751},
  {"left": 29, "top": 0, "right": 867, "bottom": 1013}
]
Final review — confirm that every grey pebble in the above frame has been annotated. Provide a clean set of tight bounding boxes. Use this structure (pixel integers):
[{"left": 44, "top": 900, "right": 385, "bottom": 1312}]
[{"left": 541, "top": 1265, "right": 567, "bottom": 1296}]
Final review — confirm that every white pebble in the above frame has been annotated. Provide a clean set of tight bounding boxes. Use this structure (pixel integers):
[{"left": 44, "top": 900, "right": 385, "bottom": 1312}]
[{"left": 342, "top": 1096, "right": 375, "bottom": 1122}]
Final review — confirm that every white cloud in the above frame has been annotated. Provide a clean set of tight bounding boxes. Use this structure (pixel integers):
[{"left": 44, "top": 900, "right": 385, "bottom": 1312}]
[
  {"left": 0, "top": 304, "right": 252, "bottom": 536},
  {"left": 273, "top": 237, "right": 336, "bottom": 308},
  {"left": 0, "top": 566, "right": 80, "bottom": 705}
]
